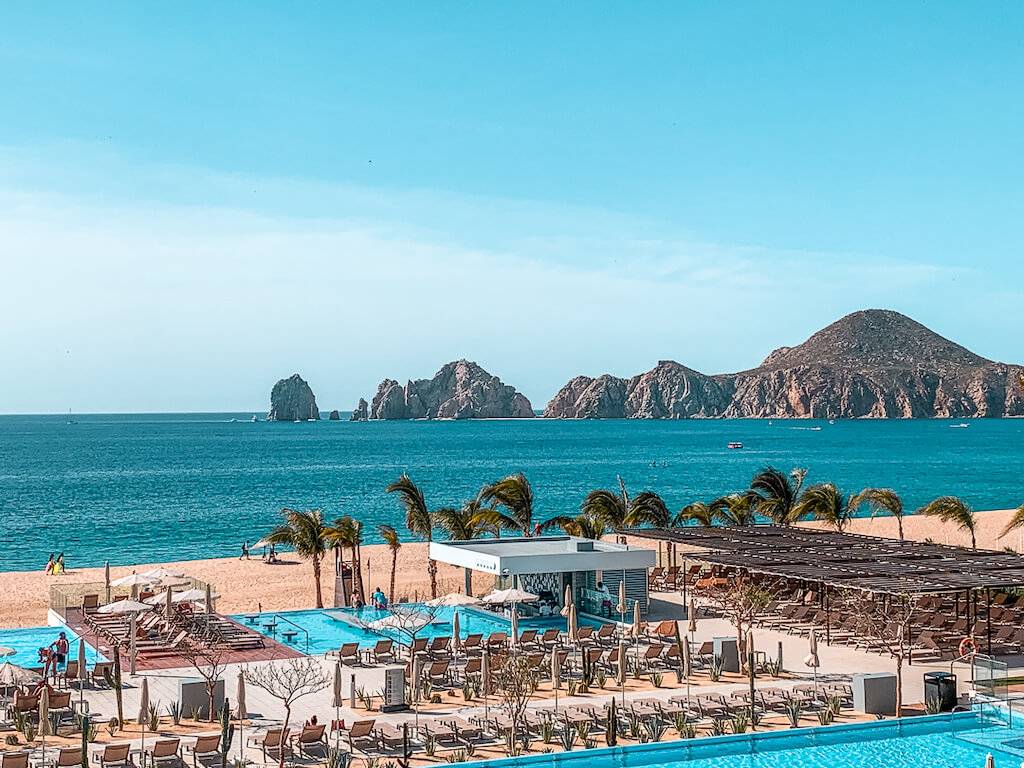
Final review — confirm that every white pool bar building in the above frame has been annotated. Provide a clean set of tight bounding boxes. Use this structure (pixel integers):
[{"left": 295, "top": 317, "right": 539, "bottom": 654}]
[{"left": 429, "top": 535, "right": 656, "bottom": 619}]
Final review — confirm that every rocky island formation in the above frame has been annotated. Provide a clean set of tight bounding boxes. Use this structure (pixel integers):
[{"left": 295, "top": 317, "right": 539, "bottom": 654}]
[
  {"left": 267, "top": 374, "right": 320, "bottom": 421},
  {"left": 543, "top": 310, "right": 1024, "bottom": 419},
  {"left": 369, "top": 360, "right": 533, "bottom": 420},
  {"left": 350, "top": 398, "right": 369, "bottom": 422}
]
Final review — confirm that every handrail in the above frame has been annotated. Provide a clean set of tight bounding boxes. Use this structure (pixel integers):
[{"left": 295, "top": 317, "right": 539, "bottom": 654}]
[{"left": 270, "top": 613, "right": 310, "bottom": 654}]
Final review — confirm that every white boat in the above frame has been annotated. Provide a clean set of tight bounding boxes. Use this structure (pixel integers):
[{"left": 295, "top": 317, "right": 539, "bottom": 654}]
[
  {"left": 727, "top": 441, "right": 743, "bottom": 450},
  {"left": 950, "top": 423, "right": 970, "bottom": 428},
  {"left": 251, "top": 415, "right": 259, "bottom": 422}
]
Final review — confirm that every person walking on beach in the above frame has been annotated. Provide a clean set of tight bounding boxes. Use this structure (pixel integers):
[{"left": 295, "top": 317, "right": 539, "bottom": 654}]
[{"left": 240, "top": 540, "right": 249, "bottom": 560}]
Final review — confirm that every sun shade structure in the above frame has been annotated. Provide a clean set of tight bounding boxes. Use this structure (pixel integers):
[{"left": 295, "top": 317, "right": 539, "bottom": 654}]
[{"left": 627, "top": 525, "right": 1024, "bottom": 595}]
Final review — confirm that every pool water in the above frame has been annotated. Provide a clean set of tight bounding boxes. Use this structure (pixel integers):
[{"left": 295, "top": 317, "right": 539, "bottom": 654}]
[
  {"left": 474, "top": 713, "right": 1013, "bottom": 768},
  {"left": 0, "top": 626, "right": 106, "bottom": 667},
  {"left": 230, "top": 605, "right": 603, "bottom": 654}
]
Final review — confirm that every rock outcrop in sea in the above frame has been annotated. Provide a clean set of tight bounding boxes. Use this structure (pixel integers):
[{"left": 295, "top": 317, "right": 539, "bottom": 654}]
[
  {"left": 368, "top": 360, "right": 533, "bottom": 420},
  {"left": 328, "top": 409, "right": 341, "bottom": 420},
  {"left": 267, "top": 374, "right": 320, "bottom": 421},
  {"left": 543, "top": 310, "right": 1024, "bottom": 419},
  {"left": 350, "top": 398, "right": 369, "bottom": 422}
]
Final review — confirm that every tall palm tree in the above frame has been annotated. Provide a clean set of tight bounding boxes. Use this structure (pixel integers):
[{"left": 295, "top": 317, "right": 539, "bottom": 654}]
[
  {"left": 747, "top": 466, "right": 808, "bottom": 525},
  {"left": 538, "top": 510, "right": 608, "bottom": 540},
  {"left": 433, "top": 499, "right": 492, "bottom": 595},
  {"left": 266, "top": 509, "right": 330, "bottom": 608},
  {"left": 851, "top": 488, "right": 905, "bottom": 540},
  {"left": 919, "top": 496, "right": 978, "bottom": 548},
  {"left": 999, "top": 504, "right": 1024, "bottom": 541},
  {"left": 479, "top": 472, "right": 535, "bottom": 536},
  {"left": 581, "top": 476, "right": 671, "bottom": 531},
  {"left": 386, "top": 474, "right": 438, "bottom": 598},
  {"left": 709, "top": 494, "right": 757, "bottom": 526},
  {"left": 794, "top": 483, "right": 853, "bottom": 532},
  {"left": 376, "top": 524, "right": 401, "bottom": 603},
  {"left": 325, "top": 515, "right": 365, "bottom": 603},
  {"left": 673, "top": 502, "right": 718, "bottom": 527}
]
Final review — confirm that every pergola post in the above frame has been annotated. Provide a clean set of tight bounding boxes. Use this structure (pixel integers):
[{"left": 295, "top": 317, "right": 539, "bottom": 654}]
[{"left": 985, "top": 588, "right": 992, "bottom": 657}]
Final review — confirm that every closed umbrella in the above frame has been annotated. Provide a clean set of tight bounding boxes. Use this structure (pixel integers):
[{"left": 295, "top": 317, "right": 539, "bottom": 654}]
[
  {"left": 568, "top": 603, "right": 578, "bottom": 644},
  {"left": 510, "top": 607, "right": 519, "bottom": 648},
  {"left": 683, "top": 637, "right": 693, "bottom": 701},
  {"left": 331, "top": 661, "right": 343, "bottom": 746},
  {"left": 39, "top": 685, "right": 51, "bottom": 765},
  {"left": 687, "top": 599, "right": 697, "bottom": 634},
  {"left": 452, "top": 610, "right": 461, "bottom": 653},
  {"left": 632, "top": 600, "right": 642, "bottom": 638},
  {"left": 164, "top": 586, "right": 174, "bottom": 619},
  {"left": 105, "top": 562, "right": 111, "bottom": 603},
  {"left": 617, "top": 638, "right": 627, "bottom": 692},
  {"left": 237, "top": 672, "right": 248, "bottom": 761},
  {"left": 77, "top": 639, "right": 87, "bottom": 714},
  {"left": 617, "top": 582, "right": 627, "bottom": 617},
  {"left": 138, "top": 677, "right": 150, "bottom": 761},
  {"left": 551, "top": 648, "right": 561, "bottom": 711},
  {"left": 205, "top": 584, "right": 213, "bottom": 615},
  {"left": 560, "top": 585, "right": 573, "bottom": 618},
  {"left": 804, "top": 629, "right": 821, "bottom": 698}
]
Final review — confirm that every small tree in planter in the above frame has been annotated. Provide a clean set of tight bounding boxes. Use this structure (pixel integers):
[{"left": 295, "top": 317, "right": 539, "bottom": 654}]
[{"left": 244, "top": 658, "right": 331, "bottom": 768}]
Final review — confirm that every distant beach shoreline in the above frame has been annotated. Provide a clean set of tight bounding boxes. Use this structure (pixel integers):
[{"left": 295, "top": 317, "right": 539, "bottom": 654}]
[{"left": 2, "top": 508, "right": 1018, "bottom": 631}]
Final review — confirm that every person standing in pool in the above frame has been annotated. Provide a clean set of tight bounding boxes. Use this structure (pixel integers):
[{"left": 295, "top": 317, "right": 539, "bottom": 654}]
[{"left": 49, "top": 632, "right": 69, "bottom": 673}]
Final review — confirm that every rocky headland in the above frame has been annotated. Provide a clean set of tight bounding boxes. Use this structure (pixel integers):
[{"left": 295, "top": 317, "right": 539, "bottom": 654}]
[
  {"left": 368, "top": 360, "right": 533, "bottom": 420},
  {"left": 543, "top": 310, "right": 1024, "bottom": 419},
  {"left": 350, "top": 398, "right": 369, "bottom": 422},
  {"left": 267, "top": 374, "right": 320, "bottom": 421}
]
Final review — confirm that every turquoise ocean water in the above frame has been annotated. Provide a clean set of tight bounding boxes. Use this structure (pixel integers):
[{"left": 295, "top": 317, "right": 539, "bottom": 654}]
[{"left": 1, "top": 414, "right": 1022, "bottom": 572}]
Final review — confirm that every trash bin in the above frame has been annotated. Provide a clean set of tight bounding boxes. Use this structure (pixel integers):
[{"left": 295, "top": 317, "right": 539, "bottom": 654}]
[{"left": 923, "top": 671, "right": 957, "bottom": 712}]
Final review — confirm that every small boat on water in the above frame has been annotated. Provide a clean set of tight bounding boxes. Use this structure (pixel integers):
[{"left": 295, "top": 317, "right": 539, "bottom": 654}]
[
  {"left": 251, "top": 415, "right": 259, "bottom": 422},
  {"left": 727, "top": 441, "right": 743, "bottom": 449},
  {"left": 950, "top": 422, "right": 970, "bottom": 428}
]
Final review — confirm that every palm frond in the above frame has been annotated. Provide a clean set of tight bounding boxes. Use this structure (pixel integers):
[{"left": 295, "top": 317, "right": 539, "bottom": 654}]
[
  {"left": 386, "top": 474, "right": 434, "bottom": 541},
  {"left": 709, "top": 494, "right": 756, "bottom": 526},
  {"left": 919, "top": 496, "right": 977, "bottom": 547},
  {"left": 1001, "top": 505, "right": 1024, "bottom": 538},
  {"left": 376, "top": 524, "right": 401, "bottom": 551},
  {"left": 794, "top": 483, "right": 851, "bottom": 531},
  {"left": 674, "top": 502, "right": 716, "bottom": 527},
  {"left": 480, "top": 472, "right": 534, "bottom": 535}
]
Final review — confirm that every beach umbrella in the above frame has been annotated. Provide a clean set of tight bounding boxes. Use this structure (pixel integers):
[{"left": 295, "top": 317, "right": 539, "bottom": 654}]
[
  {"left": 568, "top": 603, "right": 579, "bottom": 644},
  {"left": 551, "top": 648, "right": 561, "bottom": 711},
  {"left": 170, "top": 588, "right": 219, "bottom": 603},
  {"left": 560, "top": 585, "right": 573, "bottom": 618},
  {"left": 631, "top": 600, "right": 642, "bottom": 638},
  {"left": 482, "top": 587, "right": 539, "bottom": 604},
  {"left": 142, "top": 567, "right": 185, "bottom": 581},
  {"left": 0, "top": 662, "right": 41, "bottom": 686},
  {"left": 104, "top": 562, "right": 111, "bottom": 603},
  {"left": 237, "top": 671, "right": 248, "bottom": 761},
  {"left": 0, "top": 646, "right": 14, "bottom": 658},
  {"left": 687, "top": 598, "right": 697, "bottom": 634},
  {"left": 425, "top": 593, "right": 481, "bottom": 607},
  {"left": 481, "top": 648, "right": 491, "bottom": 696},
  {"left": 205, "top": 584, "right": 213, "bottom": 615},
  {"left": 164, "top": 587, "right": 174, "bottom": 618},
  {"left": 97, "top": 600, "right": 153, "bottom": 614},
  {"left": 330, "top": 661, "right": 342, "bottom": 745},
  {"left": 617, "top": 639, "right": 627, "bottom": 687},
  {"left": 111, "top": 573, "right": 158, "bottom": 588},
  {"left": 804, "top": 629, "right": 821, "bottom": 697},
  {"left": 138, "top": 677, "right": 150, "bottom": 760},
  {"left": 510, "top": 607, "right": 519, "bottom": 648},
  {"left": 616, "top": 581, "right": 627, "bottom": 616},
  {"left": 452, "top": 610, "right": 461, "bottom": 652}
]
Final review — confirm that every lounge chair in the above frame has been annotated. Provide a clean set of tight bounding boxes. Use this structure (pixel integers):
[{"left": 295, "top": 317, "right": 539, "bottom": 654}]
[
  {"left": 91, "top": 744, "right": 131, "bottom": 768},
  {"left": 441, "top": 717, "right": 483, "bottom": 744},
  {"left": 185, "top": 734, "right": 220, "bottom": 768},
  {"left": 146, "top": 738, "right": 182, "bottom": 768},
  {"left": 409, "top": 637, "right": 428, "bottom": 657},
  {"left": 247, "top": 728, "right": 288, "bottom": 762},
  {"left": 594, "top": 624, "right": 616, "bottom": 645},
  {"left": 293, "top": 723, "right": 327, "bottom": 757},
  {"left": 346, "top": 720, "right": 378, "bottom": 753},
  {"left": 461, "top": 634, "right": 483, "bottom": 654},
  {"left": 60, "top": 660, "right": 83, "bottom": 690},
  {"left": 332, "top": 643, "right": 360, "bottom": 665},
  {"left": 375, "top": 722, "right": 407, "bottom": 751},
  {"left": 486, "top": 632, "right": 507, "bottom": 649},
  {"left": 538, "top": 628, "right": 560, "bottom": 648},
  {"left": 419, "top": 718, "right": 460, "bottom": 747},
  {"left": 517, "top": 629, "right": 538, "bottom": 649},
  {"left": 82, "top": 594, "right": 100, "bottom": 612},
  {"left": 1, "top": 753, "right": 29, "bottom": 768},
  {"left": 426, "top": 659, "right": 451, "bottom": 686},
  {"left": 426, "top": 636, "right": 451, "bottom": 659},
  {"left": 365, "top": 639, "right": 396, "bottom": 664},
  {"left": 576, "top": 626, "right": 594, "bottom": 643},
  {"left": 54, "top": 748, "right": 84, "bottom": 768}
]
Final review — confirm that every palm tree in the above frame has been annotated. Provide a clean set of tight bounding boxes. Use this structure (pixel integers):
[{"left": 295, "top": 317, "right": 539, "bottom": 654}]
[
  {"left": 433, "top": 499, "right": 492, "bottom": 595},
  {"left": 376, "top": 524, "right": 401, "bottom": 603},
  {"left": 386, "top": 474, "right": 438, "bottom": 598},
  {"left": 673, "top": 502, "right": 717, "bottom": 527},
  {"left": 999, "top": 504, "right": 1024, "bottom": 541},
  {"left": 266, "top": 509, "right": 330, "bottom": 608},
  {"left": 479, "top": 472, "right": 535, "bottom": 536},
  {"left": 748, "top": 466, "right": 808, "bottom": 525},
  {"left": 580, "top": 476, "right": 671, "bottom": 531},
  {"left": 709, "top": 494, "right": 757, "bottom": 526},
  {"left": 794, "top": 483, "right": 853, "bottom": 532},
  {"left": 919, "top": 496, "right": 978, "bottom": 548},
  {"left": 539, "top": 510, "right": 608, "bottom": 540},
  {"left": 851, "top": 488, "right": 905, "bottom": 540},
  {"left": 325, "top": 515, "right": 365, "bottom": 603}
]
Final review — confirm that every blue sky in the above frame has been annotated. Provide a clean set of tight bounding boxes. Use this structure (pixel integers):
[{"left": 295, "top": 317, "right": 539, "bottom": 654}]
[{"left": 1, "top": 3, "right": 1022, "bottom": 413}]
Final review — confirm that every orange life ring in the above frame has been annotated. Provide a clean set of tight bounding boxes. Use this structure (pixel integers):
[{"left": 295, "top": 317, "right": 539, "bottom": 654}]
[{"left": 958, "top": 637, "right": 978, "bottom": 658}]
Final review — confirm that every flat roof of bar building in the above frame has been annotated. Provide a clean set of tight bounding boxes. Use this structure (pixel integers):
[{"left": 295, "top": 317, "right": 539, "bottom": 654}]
[{"left": 428, "top": 536, "right": 656, "bottom": 576}]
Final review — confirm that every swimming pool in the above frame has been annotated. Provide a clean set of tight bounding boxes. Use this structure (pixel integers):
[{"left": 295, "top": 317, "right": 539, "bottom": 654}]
[
  {"left": 473, "top": 711, "right": 1019, "bottom": 768},
  {"left": 230, "top": 605, "right": 604, "bottom": 655},
  {"left": 0, "top": 626, "right": 106, "bottom": 667}
]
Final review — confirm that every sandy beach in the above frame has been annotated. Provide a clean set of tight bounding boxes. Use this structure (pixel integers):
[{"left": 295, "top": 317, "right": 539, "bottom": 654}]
[{"left": 2, "top": 508, "right": 1019, "bottom": 630}]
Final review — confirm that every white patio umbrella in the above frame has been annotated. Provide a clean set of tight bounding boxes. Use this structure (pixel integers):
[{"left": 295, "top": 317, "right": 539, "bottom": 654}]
[
  {"left": 331, "top": 662, "right": 343, "bottom": 746},
  {"left": 0, "top": 661, "right": 41, "bottom": 686},
  {"left": 687, "top": 598, "right": 697, "bottom": 634},
  {"left": 482, "top": 587, "right": 538, "bottom": 604},
  {"left": 510, "top": 608, "right": 519, "bottom": 648},
  {"left": 39, "top": 685, "right": 51, "bottom": 764},
  {"left": 425, "top": 593, "right": 481, "bottom": 607},
  {"left": 452, "top": 610, "right": 462, "bottom": 656},
  {"left": 97, "top": 600, "right": 153, "bottom": 614},
  {"left": 142, "top": 567, "right": 185, "bottom": 581},
  {"left": 551, "top": 649, "right": 561, "bottom": 711},
  {"left": 172, "top": 588, "right": 220, "bottom": 604},
  {"left": 617, "top": 638, "right": 627, "bottom": 706},
  {"left": 632, "top": 600, "right": 642, "bottom": 638},
  {"left": 560, "top": 585, "right": 573, "bottom": 618},
  {"left": 617, "top": 582, "right": 627, "bottom": 619},
  {"left": 237, "top": 671, "right": 248, "bottom": 761},
  {"left": 804, "top": 629, "right": 821, "bottom": 698},
  {"left": 568, "top": 602, "right": 579, "bottom": 644},
  {"left": 111, "top": 573, "right": 158, "bottom": 588},
  {"left": 138, "top": 677, "right": 150, "bottom": 761}
]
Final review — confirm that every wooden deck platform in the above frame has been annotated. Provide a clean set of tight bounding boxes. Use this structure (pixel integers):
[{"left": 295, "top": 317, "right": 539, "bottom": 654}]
[{"left": 64, "top": 609, "right": 305, "bottom": 670}]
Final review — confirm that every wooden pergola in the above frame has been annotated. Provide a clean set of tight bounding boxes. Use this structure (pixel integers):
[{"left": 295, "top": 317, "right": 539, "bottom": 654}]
[{"left": 626, "top": 525, "right": 1024, "bottom": 656}]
